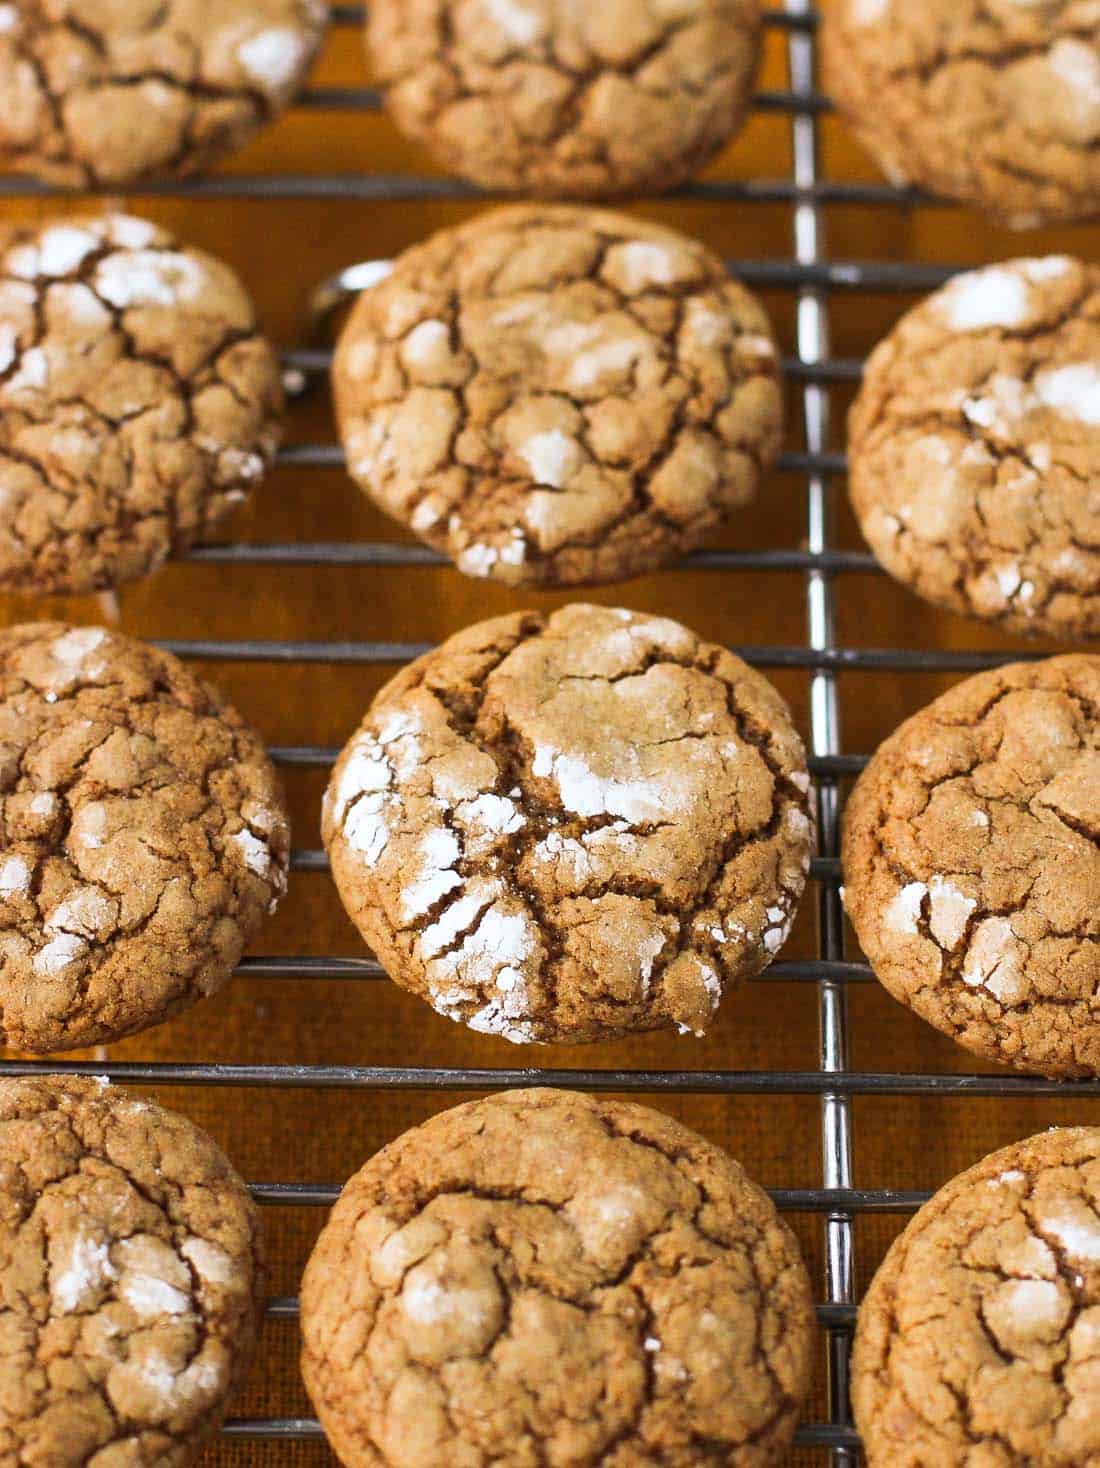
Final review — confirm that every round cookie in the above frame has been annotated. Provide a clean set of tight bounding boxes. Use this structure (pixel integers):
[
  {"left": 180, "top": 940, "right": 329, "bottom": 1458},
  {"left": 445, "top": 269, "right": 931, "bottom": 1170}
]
[
  {"left": 301, "top": 1088, "right": 816, "bottom": 1468},
  {"left": 0, "top": 0, "right": 328, "bottom": 188},
  {"left": 822, "top": 0, "right": 1100, "bottom": 227},
  {"left": 333, "top": 205, "right": 782, "bottom": 588},
  {"left": 849, "top": 257, "right": 1100, "bottom": 642},
  {"left": 0, "top": 1075, "right": 264, "bottom": 1466},
  {"left": 368, "top": 0, "right": 762, "bottom": 198},
  {"left": 842, "top": 654, "right": 1100, "bottom": 1079},
  {"left": 322, "top": 604, "right": 813, "bottom": 1044},
  {"left": 853, "top": 1126, "right": 1100, "bottom": 1466},
  {"left": 0, "top": 622, "right": 290, "bottom": 1053},
  {"left": 0, "top": 213, "right": 284, "bottom": 598}
]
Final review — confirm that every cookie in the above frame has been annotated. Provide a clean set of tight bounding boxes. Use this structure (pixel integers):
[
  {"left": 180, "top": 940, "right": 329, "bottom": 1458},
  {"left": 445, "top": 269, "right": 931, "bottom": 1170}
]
[
  {"left": 301, "top": 1087, "right": 815, "bottom": 1468},
  {"left": 0, "top": 0, "right": 327, "bottom": 187},
  {"left": 0, "top": 622, "right": 290, "bottom": 1053},
  {"left": 0, "top": 1075, "right": 264, "bottom": 1466},
  {"left": 822, "top": 0, "right": 1100, "bottom": 227},
  {"left": 842, "top": 654, "right": 1100, "bottom": 1079},
  {"left": 368, "top": 0, "right": 762, "bottom": 198},
  {"left": 323, "top": 604, "right": 813, "bottom": 1045},
  {"left": 0, "top": 213, "right": 285, "bottom": 598},
  {"left": 333, "top": 205, "right": 782, "bottom": 588},
  {"left": 853, "top": 1126, "right": 1100, "bottom": 1466},
  {"left": 849, "top": 257, "right": 1100, "bottom": 642}
]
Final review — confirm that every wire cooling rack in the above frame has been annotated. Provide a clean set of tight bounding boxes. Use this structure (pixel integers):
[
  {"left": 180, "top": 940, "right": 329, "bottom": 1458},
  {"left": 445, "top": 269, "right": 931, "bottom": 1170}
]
[{"left": 3, "top": 3, "right": 1098, "bottom": 1461}]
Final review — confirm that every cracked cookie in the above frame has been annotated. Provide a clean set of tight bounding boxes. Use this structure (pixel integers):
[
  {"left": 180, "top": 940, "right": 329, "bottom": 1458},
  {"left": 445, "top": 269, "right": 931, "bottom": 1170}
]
[
  {"left": 368, "top": 0, "right": 762, "bottom": 198},
  {"left": 300, "top": 1087, "right": 816, "bottom": 1468},
  {"left": 333, "top": 204, "right": 783, "bottom": 587},
  {"left": 850, "top": 256, "right": 1100, "bottom": 642},
  {"left": 0, "top": 213, "right": 284, "bottom": 598},
  {"left": 0, "top": 1074, "right": 264, "bottom": 1466},
  {"left": 853, "top": 1126, "right": 1100, "bottom": 1466},
  {"left": 0, "top": 0, "right": 328, "bottom": 188},
  {"left": 822, "top": 0, "right": 1100, "bottom": 227},
  {"left": 842, "top": 654, "right": 1100, "bottom": 1079},
  {"left": 323, "top": 604, "right": 813, "bottom": 1045},
  {"left": 0, "top": 621, "right": 290, "bottom": 1053}
]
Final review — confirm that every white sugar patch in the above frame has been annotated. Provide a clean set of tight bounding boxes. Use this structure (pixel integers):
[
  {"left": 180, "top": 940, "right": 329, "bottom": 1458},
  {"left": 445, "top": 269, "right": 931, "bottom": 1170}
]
[
  {"left": 939, "top": 267, "right": 1031, "bottom": 332},
  {"left": 0, "top": 5, "right": 18, "bottom": 31},
  {"left": 5, "top": 346, "right": 47, "bottom": 393},
  {"left": 36, "top": 226, "right": 98, "bottom": 278},
  {"left": 51, "top": 626, "right": 106, "bottom": 667},
  {"left": 231, "top": 828, "right": 271, "bottom": 878},
  {"left": 532, "top": 745, "right": 685, "bottom": 824},
  {"left": 1049, "top": 37, "right": 1100, "bottom": 112},
  {"left": 614, "top": 242, "right": 678, "bottom": 292},
  {"left": 46, "top": 886, "right": 114, "bottom": 938},
  {"left": 1035, "top": 364, "right": 1100, "bottom": 425},
  {"left": 637, "top": 928, "right": 668, "bottom": 991},
  {"left": 1023, "top": 256, "right": 1074, "bottom": 281},
  {"left": 180, "top": 1237, "right": 236, "bottom": 1288},
  {"left": 94, "top": 250, "right": 210, "bottom": 310},
  {"left": 1038, "top": 1202, "right": 1100, "bottom": 1261},
  {"left": 455, "top": 793, "right": 525, "bottom": 839},
  {"left": 402, "top": 318, "right": 449, "bottom": 368},
  {"left": 850, "top": 0, "right": 889, "bottom": 21},
  {"left": 927, "top": 875, "right": 976, "bottom": 950},
  {"left": 53, "top": 1232, "right": 115, "bottom": 1313},
  {"left": 238, "top": 27, "right": 310, "bottom": 92},
  {"left": 0, "top": 854, "right": 30, "bottom": 897},
  {"left": 401, "top": 826, "right": 462, "bottom": 920},
  {"left": 33, "top": 933, "right": 87, "bottom": 977},
  {"left": 519, "top": 429, "right": 580, "bottom": 489},
  {"left": 962, "top": 917, "right": 1027, "bottom": 1003},
  {"left": 484, "top": 0, "right": 541, "bottom": 45},
  {"left": 885, "top": 881, "right": 926, "bottom": 936}
]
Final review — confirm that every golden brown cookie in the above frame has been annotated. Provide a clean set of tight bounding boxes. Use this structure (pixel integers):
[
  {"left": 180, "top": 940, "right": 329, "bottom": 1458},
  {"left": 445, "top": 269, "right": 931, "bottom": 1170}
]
[
  {"left": 0, "top": 213, "right": 284, "bottom": 598},
  {"left": 822, "top": 0, "right": 1100, "bottom": 227},
  {"left": 323, "top": 604, "right": 813, "bottom": 1045},
  {"left": 853, "top": 1126, "right": 1100, "bottom": 1466},
  {"left": 0, "top": 622, "right": 290, "bottom": 1053},
  {"left": 0, "top": 0, "right": 328, "bottom": 187},
  {"left": 301, "top": 1088, "right": 816, "bottom": 1468},
  {"left": 842, "top": 654, "right": 1100, "bottom": 1079},
  {"left": 367, "top": 0, "right": 762, "bottom": 197},
  {"left": 0, "top": 1075, "right": 264, "bottom": 1467},
  {"left": 333, "top": 205, "right": 782, "bottom": 588},
  {"left": 849, "top": 257, "right": 1100, "bottom": 642}
]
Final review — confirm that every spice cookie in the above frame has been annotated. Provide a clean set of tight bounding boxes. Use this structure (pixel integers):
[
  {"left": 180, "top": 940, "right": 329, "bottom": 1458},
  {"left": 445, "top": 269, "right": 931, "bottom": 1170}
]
[
  {"left": 849, "top": 257, "right": 1100, "bottom": 642},
  {"left": 0, "top": 622, "right": 290, "bottom": 1053},
  {"left": 323, "top": 604, "right": 813, "bottom": 1045},
  {"left": 822, "top": 0, "right": 1100, "bottom": 227},
  {"left": 842, "top": 654, "right": 1100, "bottom": 1079},
  {"left": 0, "top": 0, "right": 328, "bottom": 188},
  {"left": 368, "top": 0, "right": 762, "bottom": 198},
  {"left": 0, "top": 1075, "right": 264, "bottom": 1466},
  {"left": 301, "top": 1088, "right": 815, "bottom": 1468},
  {"left": 854, "top": 1126, "right": 1100, "bottom": 1466},
  {"left": 333, "top": 205, "right": 782, "bottom": 588},
  {"left": 0, "top": 213, "right": 285, "bottom": 598}
]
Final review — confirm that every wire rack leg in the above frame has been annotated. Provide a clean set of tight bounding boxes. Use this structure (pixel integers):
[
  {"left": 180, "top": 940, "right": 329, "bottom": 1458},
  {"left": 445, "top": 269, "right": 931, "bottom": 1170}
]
[{"left": 784, "top": 5, "right": 856, "bottom": 1462}]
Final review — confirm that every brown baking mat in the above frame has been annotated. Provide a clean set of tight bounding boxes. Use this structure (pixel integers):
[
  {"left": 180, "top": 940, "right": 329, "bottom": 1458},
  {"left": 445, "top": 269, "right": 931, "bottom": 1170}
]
[{"left": 1, "top": 6, "right": 1098, "bottom": 1465}]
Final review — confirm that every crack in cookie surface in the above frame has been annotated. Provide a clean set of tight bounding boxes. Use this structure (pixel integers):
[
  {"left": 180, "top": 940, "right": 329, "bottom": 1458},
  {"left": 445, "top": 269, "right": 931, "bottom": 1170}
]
[
  {"left": 300, "top": 1089, "right": 815, "bottom": 1468},
  {"left": 323, "top": 604, "right": 812, "bottom": 1045},
  {"left": 368, "top": 0, "right": 762, "bottom": 197},
  {"left": 848, "top": 256, "right": 1100, "bottom": 642},
  {"left": 823, "top": 0, "right": 1100, "bottom": 225},
  {"left": 332, "top": 204, "right": 783, "bottom": 589},
  {"left": 0, "top": 1, "right": 327, "bottom": 187},
  {"left": 842, "top": 654, "right": 1100, "bottom": 1078},
  {"left": 0, "top": 622, "right": 290, "bottom": 1053},
  {"left": 0, "top": 1076, "right": 264, "bottom": 1467},
  {"left": 0, "top": 213, "right": 284, "bottom": 597},
  {"left": 853, "top": 1127, "right": 1100, "bottom": 1467}
]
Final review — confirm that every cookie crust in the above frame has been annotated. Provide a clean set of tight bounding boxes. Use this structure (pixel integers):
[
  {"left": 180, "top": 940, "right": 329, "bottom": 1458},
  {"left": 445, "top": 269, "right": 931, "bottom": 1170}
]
[
  {"left": 333, "top": 204, "right": 782, "bottom": 588},
  {"left": 0, "top": 214, "right": 284, "bottom": 598},
  {"left": 0, "top": 1075, "right": 264, "bottom": 1467},
  {"left": 368, "top": 0, "right": 762, "bottom": 198},
  {"left": 853, "top": 1127, "right": 1100, "bottom": 1467},
  {"left": 323, "top": 604, "right": 813, "bottom": 1045},
  {"left": 301, "top": 1088, "right": 816, "bottom": 1468},
  {"left": 849, "top": 257, "right": 1100, "bottom": 642},
  {"left": 842, "top": 655, "right": 1100, "bottom": 1079},
  {"left": 0, "top": 622, "right": 290, "bottom": 1054},
  {"left": 0, "top": 0, "right": 328, "bottom": 188},
  {"left": 823, "top": 0, "right": 1100, "bottom": 227}
]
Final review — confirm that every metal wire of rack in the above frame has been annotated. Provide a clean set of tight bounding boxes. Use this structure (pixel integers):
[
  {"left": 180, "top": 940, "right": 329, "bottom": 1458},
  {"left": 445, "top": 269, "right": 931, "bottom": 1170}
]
[{"left": 2, "top": 4, "right": 1093, "bottom": 1461}]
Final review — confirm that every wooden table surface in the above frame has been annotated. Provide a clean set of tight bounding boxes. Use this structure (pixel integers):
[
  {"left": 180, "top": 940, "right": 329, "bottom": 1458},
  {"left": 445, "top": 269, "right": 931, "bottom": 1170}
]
[{"left": 1, "top": 6, "right": 1098, "bottom": 1464}]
